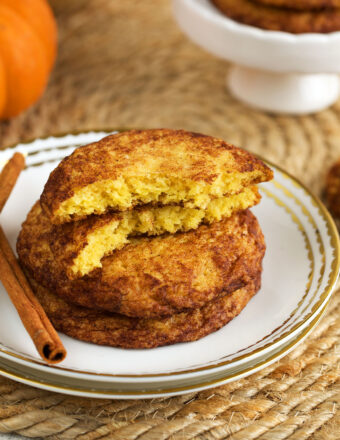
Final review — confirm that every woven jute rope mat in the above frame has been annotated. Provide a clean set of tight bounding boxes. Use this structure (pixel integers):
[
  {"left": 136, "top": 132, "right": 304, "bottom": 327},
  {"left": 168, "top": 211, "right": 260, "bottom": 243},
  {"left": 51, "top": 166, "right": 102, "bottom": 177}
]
[{"left": 0, "top": 1, "right": 339, "bottom": 438}]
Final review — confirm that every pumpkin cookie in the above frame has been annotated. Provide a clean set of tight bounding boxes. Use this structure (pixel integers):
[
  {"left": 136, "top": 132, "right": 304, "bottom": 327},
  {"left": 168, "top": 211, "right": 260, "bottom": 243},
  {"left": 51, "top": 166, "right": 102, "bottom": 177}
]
[
  {"left": 17, "top": 202, "right": 265, "bottom": 319},
  {"left": 325, "top": 158, "right": 340, "bottom": 220},
  {"left": 253, "top": 0, "right": 340, "bottom": 10},
  {"left": 211, "top": 0, "right": 340, "bottom": 33},
  {"left": 28, "top": 274, "right": 261, "bottom": 349},
  {"left": 40, "top": 129, "right": 272, "bottom": 225}
]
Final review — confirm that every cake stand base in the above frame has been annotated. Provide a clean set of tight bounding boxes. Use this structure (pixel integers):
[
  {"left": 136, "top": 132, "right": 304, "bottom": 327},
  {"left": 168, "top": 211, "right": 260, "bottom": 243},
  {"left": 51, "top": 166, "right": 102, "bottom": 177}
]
[{"left": 228, "top": 66, "right": 340, "bottom": 115}]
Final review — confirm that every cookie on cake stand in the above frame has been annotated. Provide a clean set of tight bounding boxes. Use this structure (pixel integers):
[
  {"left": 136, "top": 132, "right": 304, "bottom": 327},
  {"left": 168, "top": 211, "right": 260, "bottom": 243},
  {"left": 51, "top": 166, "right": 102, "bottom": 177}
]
[{"left": 172, "top": 0, "right": 340, "bottom": 114}]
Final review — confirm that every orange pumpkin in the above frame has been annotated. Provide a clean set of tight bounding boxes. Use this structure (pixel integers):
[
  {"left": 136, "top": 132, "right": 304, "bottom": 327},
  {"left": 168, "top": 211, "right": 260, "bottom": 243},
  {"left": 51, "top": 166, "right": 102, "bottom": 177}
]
[{"left": 0, "top": 0, "right": 57, "bottom": 119}]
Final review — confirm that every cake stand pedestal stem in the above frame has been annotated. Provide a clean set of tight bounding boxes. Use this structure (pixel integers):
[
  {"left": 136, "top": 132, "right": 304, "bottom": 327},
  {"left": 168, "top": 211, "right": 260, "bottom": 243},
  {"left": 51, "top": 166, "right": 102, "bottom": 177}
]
[{"left": 228, "top": 66, "right": 340, "bottom": 115}]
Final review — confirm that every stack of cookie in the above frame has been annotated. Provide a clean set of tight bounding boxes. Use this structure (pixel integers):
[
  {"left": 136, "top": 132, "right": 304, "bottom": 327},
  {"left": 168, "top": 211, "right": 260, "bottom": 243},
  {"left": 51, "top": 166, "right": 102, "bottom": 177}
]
[
  {"left": 212, "top": 0, "right": 340, "bottom": 34},
  {"left": 17, "top": 129, "right": 273, "bottom": 349}
]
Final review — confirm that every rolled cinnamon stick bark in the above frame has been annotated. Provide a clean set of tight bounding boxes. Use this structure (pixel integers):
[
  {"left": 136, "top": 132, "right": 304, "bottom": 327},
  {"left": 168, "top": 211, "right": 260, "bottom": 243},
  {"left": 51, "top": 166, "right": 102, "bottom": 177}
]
[
  {"left": 0, "top": 153, "right": 66, "bottom": 364},
  {"left": 0, "top": 153, "right": 25, "bottom": 212}
]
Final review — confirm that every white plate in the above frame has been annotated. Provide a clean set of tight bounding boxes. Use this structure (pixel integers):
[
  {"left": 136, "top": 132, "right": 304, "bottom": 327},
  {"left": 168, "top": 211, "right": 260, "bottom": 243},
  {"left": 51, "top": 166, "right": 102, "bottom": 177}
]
[{"left": 0, "top": 131, "right": 338, "bottom": 398}]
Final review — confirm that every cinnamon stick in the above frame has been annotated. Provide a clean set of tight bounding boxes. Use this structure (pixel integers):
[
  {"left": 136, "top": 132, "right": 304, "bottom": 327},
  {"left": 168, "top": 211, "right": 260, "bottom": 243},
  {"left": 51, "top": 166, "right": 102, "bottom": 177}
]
[
  {"left": 0, "top": 153, "right": 25, "bottom": 212},
  {"left": 0, "top": 154, "right": 66, "bottom": 364}
]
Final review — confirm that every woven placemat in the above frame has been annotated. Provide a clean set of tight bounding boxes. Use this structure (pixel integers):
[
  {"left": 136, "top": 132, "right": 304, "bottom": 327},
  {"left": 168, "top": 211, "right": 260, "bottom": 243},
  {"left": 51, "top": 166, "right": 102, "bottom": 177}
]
[{"left": 0, "top": 1, "right": 339, "bottom": 438}]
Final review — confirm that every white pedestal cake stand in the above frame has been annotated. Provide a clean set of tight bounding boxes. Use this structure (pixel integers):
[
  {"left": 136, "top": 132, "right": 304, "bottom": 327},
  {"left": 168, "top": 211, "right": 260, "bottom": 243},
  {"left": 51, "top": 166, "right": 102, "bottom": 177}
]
[{"left": 173, "top": 0, "right": 340, "bottom": 114}]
